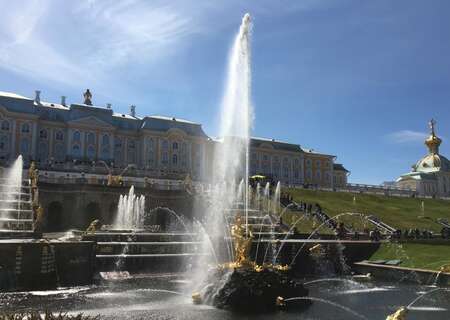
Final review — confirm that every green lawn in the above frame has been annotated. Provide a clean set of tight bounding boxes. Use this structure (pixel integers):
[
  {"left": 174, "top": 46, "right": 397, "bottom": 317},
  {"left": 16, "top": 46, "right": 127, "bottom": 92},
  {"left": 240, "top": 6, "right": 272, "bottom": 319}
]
[
  {"left": 285, "top": 188, "right": 450, "bottom": 233},
  {"left": 368, "top": 243, "right": 450, "bottom": 271}
]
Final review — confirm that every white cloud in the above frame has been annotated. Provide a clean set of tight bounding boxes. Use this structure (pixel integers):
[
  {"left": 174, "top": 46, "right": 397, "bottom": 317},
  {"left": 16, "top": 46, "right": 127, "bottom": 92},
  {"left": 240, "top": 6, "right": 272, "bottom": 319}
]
[
  {"left": 0, "top": 0, "right": 203, "bottom": 89},
  {"left": 386, "top": 130, "right": 428, "bottom": 143}
]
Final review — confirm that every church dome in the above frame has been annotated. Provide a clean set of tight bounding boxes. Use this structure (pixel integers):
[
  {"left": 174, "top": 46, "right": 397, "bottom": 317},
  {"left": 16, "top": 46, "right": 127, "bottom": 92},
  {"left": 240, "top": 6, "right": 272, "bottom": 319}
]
[
  {"left": 414, "top": 154, "right": 450, "bottom": 172},
  {"left": 412, "top": 119, "right": 450, "bottom": 173}
]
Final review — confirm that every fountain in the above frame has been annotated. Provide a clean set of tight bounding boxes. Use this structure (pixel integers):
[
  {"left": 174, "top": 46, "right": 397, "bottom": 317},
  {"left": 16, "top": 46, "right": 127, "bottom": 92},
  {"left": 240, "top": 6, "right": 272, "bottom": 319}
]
[
  {"left": 113, "top": 186, "right": 145, "bottom": 230},
  {"left": 190, "top": 14, "right": 309, "bottom": 312},
  {"left": 0, "top": 155, "right": 34, "bottom": 233}
]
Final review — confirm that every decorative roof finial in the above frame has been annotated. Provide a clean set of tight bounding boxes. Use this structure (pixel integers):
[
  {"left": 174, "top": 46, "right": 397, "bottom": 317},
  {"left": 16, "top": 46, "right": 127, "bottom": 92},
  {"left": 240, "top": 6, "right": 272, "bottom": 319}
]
[
  {"left": 425, "top": 119, "right": 441, "bottom": 155},
  {"left": 83, "top": 89, "right": 92, "bottom": 105},
  {"left": 429, "top": 118, "right": 436, "bottom": 136}
]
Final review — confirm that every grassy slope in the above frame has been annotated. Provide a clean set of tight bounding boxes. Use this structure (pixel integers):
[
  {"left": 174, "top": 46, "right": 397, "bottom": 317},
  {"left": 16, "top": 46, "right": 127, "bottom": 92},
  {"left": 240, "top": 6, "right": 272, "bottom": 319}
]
[
  {"left": 369, "top": 243, "right": 450, "bottom": 271},
  {"left": 284, "top": 188, "right": 450, "bottom": 270},
  {"left": 285, "top": 188, "right": 450, "bottom": 233}
]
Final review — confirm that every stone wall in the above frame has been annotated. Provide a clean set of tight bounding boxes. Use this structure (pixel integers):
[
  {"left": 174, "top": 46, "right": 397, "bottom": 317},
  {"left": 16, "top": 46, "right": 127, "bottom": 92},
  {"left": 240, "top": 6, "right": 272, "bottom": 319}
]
[{"left": 37, "top": 182, "right": 195, "bottom": 231}]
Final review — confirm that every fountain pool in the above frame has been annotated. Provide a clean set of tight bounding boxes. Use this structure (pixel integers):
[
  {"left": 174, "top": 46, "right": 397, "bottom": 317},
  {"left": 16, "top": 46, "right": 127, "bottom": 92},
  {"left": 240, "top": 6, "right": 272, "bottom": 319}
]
[{"left": 1, "top": 276, "right": 449, "bottom": 319}]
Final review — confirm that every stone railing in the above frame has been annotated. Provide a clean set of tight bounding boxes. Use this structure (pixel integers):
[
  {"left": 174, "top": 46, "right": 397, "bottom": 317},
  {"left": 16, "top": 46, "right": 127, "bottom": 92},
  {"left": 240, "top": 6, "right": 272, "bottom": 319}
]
[{"left": 37, "top": 169, "right": 196, "bottom": 191}]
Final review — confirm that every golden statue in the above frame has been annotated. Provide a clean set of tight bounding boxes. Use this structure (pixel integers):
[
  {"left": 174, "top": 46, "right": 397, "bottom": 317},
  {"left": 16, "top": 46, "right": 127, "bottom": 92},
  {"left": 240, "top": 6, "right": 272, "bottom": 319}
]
[
  {"left": 192, "top": 292, "right": 202, "bottom": 304},
  {"left": 386, "top": 307, "right": 408, "bottom": 320},
  {"left": 231, "top": 214, "right": 253, "bottom": 267},
  {"left": 107, "top": 173, "right": 123, "bottom": 186},
  {"left": 33, "top": 206, "right": 44, "bottom": 232},
  {"left": 86, "top": 219, "right": 100, "bottom": 234},
  {"left": 29, "top": 161, "right": 38, "bottom": 188}
]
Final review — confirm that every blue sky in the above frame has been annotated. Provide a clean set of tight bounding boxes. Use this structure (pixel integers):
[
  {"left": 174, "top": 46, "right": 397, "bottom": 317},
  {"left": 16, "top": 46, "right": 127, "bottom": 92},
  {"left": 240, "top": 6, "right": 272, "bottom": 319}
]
[{"left": 1, "top": 0, "right": 450, "bottom": 184}]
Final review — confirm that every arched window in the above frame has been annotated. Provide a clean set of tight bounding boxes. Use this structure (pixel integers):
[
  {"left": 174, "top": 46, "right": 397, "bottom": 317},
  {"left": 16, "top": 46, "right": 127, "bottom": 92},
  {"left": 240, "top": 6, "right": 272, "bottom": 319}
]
[
  {"left": 72, "top": 144, "right": 81, "bottom": 157},
  {"left": 102, "top": 134, "right": 109, "bottom": 146},
  {"left": 73, "top": 131, "right": 80, "bottom": 142},
  {"left": 114, "top": 137, "right": 122, "bottom": 148},
  {"left": 162, "top": 140, "right": 168, "bottom": 150},
  {"left": 55, "top": 131, "right": 64, "bottom": 141},
  {"left": 162, "top": 152, "right": 168, "bottom": 165},
  {"left": 21, "top": 123, "right": 30, "bottom": 133},
  {"left": 87, "top": 132, "right": 95, "bottom": 145},
  {"left": 315, "top": 160, "right": 321, "bottom": 168},
  {"left": 87, "top": 145, "right": 96, "bottom": 159},
  {"left": 20, "top": 138, "right": 29, "bottom": 154},
  {"left": 172, "top": 142, "right": 178, "bottom": 150},
  {"left": 39, "top": 129, "right": 47, "bottom": 139},
  {"left": 1, "top": 120, "right": 9, "bottom": 131},
  {"left": 172, "top": 154, "right": 178, "bottom": 165},
  {"left": 101, "top": 147, "right": 109, "bottom": 159},
  {"left": 0, "top": 135, "right": 8, "bottom": 151}
]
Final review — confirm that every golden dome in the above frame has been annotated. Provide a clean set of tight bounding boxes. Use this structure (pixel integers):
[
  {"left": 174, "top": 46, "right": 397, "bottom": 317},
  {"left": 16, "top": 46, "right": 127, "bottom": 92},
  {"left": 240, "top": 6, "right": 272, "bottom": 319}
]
[{"left": 425, "top": 119, "right": 441, "bottom": 154}]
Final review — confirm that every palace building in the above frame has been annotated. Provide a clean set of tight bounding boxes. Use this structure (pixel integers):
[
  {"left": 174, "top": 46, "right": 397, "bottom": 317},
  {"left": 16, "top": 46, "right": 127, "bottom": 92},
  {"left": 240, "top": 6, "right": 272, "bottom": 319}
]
[
  {"left": 396, "top": 120, "right": 450, "bottom": 198},
  {"left": 0, "top": 89, "right": 348, "bottom": 188}
]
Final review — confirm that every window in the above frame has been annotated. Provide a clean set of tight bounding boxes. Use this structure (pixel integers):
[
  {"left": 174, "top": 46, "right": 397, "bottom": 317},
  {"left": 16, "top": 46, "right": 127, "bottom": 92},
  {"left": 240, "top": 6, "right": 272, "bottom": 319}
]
[
  {"left": 172, "top": 154, "right": 178, "bottom": 165},
  {"left": 162, "top": 140, "right": 168, "bottom": 150},
  {"left": 72, "top": 144, "right": 81, "bottom": 157},
  {"left": 87, "top": 145, "right": 96, "bottom": 159},
  {"left": 102, "top": 134, "right": 109, "bottom": 146},
  {"left": 20, "top": 138, "right": 29, "bottom": 154},
  {"left": 21, "top": 123, "right": 30, "bottom": 133},
  {"left": 1, "top": 120, "right": 9, "bottom": 131},
  {"left": 315, "top": 160, "right": 321, "bottom": 167},
  {"left": 306, "top": 169, "right": 312, "bottom": 180},
  {"left": 115, "top": 138, "right": 122, "bottom": 148},
  {"left": 0, "top": 135, "right": 8, "bottom": 151},
  {"left": 39, "top": 129, "right": 47, "bottom": 139},
  {"left": 87, "top": 132, "right": 95, "bottom": 145},
  {"left": 172, "top": 142, "right": 178, "bottom": 150},
  {"left": 306, "top": 159, "right": 312, "bottom": 167},
  {"left": 55, "top": 131, "right": 64, "bottom": 141},
  {"left": 162, "top": 152, "right": 168, "bottom": 164},
  {"left": 73, "top": 131, "right": 81, "bottom": 142},
  {"left": 101, "top": 147, "right": 109, "bottom": 159}
]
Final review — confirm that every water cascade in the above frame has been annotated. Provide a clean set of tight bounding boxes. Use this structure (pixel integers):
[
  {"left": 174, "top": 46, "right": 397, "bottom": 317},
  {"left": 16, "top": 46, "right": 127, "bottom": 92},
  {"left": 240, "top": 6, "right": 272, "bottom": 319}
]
[{"left": 0, "top": 155, "right": 32, "bottom": 231}]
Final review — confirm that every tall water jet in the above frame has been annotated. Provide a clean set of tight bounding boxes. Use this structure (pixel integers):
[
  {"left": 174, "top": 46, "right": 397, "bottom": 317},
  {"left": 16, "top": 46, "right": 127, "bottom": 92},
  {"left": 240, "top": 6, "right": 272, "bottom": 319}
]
[
  {"left": 114, "top": 186, "right": 145, "bottom": 230},
  {"left": 213, "top": 12, "right": 253, "bottom": 233}
]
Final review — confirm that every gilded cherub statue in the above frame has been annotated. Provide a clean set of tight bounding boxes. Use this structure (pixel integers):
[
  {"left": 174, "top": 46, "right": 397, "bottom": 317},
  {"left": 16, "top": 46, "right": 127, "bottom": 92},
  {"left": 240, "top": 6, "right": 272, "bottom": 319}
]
[{"left": 231, "top": 214, "right": 253, "bottom": 266}]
